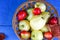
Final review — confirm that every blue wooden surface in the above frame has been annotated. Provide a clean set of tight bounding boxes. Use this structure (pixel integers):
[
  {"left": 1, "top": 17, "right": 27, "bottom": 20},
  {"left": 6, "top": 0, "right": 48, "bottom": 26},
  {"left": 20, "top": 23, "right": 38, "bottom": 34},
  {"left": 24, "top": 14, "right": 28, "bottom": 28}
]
[
  {"left": 0, "top": 25, "right": 19, "bottom": 40},
  {"left": 0, "top": 0, "right": 60, "bottom": 40}
]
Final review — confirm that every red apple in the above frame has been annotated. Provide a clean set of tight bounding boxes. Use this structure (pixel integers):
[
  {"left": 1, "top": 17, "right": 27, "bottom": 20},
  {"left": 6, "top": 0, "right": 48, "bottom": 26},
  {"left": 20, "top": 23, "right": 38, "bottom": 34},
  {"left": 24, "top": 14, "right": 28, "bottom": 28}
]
[
  {"left": 20, "top": 30, "right": 30, "bottom": 39},
  {"left": 0, "top": 33, "right": 5, "bottom": 40},
  {"left": 49, "top": 17, "right": 58, "bottom": 25},
  {"left": 44, "top": 32, "right": 53, "bottom": 39},
  {"left": 17, "top": 10, "right": 27, "bottom": 21},
  {"left": 33, "top": 8, "right": 41, "bottom": 15}
]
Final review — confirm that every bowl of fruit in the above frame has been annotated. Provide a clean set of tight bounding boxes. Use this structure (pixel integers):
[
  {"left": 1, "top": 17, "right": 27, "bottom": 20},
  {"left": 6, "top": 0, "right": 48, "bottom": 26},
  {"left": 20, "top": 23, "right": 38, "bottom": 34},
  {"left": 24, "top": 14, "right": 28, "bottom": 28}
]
[{"left": 12, "top": 0, "right": 60, "bottom": 40}]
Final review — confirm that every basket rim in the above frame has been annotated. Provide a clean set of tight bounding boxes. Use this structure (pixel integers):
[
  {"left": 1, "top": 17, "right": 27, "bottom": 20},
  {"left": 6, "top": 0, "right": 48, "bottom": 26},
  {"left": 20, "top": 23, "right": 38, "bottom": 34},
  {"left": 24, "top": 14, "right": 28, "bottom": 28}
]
[{"left": 12, "top": 1, "right": 59, "bottom": 40}]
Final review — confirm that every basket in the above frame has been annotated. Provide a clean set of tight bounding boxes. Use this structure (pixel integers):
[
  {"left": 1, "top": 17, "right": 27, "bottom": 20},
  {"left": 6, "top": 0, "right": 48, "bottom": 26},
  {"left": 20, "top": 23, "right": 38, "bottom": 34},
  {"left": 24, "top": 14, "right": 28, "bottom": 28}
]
[{"left": 12, "top": 0, "right": 60, "bottom": 40}]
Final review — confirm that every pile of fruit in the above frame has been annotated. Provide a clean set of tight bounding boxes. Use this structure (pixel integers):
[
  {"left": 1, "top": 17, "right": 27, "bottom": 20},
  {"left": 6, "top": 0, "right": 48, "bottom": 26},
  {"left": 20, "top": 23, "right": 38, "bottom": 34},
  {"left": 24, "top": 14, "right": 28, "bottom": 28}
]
[{"left": 16, "top": 2, "right": 58, "bottom": 40}]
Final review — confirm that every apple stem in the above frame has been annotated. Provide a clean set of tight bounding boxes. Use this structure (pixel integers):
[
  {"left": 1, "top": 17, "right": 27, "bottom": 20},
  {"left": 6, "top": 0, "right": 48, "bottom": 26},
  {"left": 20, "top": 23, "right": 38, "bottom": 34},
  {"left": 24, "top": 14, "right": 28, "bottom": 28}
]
[{"left": 21, "top": 25, "right": 24, "bottom": 28}]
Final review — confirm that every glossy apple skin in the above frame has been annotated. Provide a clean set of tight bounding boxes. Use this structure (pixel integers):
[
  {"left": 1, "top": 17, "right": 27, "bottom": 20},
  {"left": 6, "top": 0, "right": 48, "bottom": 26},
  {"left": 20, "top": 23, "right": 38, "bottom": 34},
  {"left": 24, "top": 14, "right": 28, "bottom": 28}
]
[
  {"left": 49, "top": 17, "right": 58, "bottom": 25},
  {"left": 17, "top": 10, "right": 27, "bottom": 21},
  {"left": 35, "top": 2, "right": 46, "bottom": 12},
  {"left": 20, "top": 31, "right": 30, "bottom": 39},
  {"left": 19, "top": 20, "right": 30, "bottom": 31},
  {"left": 31, "top": 31, "right": 43, "bottom": 40},
  {"left": 44, "top": 32, "right": 53, "bottom": 39},
  {"left": 33, "top": 8, "right": 41, "bottom": 15}
]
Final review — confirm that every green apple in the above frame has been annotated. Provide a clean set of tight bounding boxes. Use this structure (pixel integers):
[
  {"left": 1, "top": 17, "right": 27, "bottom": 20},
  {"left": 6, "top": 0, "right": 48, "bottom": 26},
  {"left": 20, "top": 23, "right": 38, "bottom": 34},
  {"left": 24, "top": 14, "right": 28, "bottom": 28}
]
[
  {"left": 19, "top": 20, "right": 30, "bottom": 31},
  {"left": 31, "top": 31, "right": 43, "bottom": 40},
  {"left": 30, "top": 12, "right": 50, "bottom": 30},
  {"left": 35, "top": 2, "right": 46, "bottom": 12},
  {"left": 27, "top": 8, "right": 34, "bottom": 21},
  {"left": 41, "top": 25, "right": 49, "bottom": 32}
]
